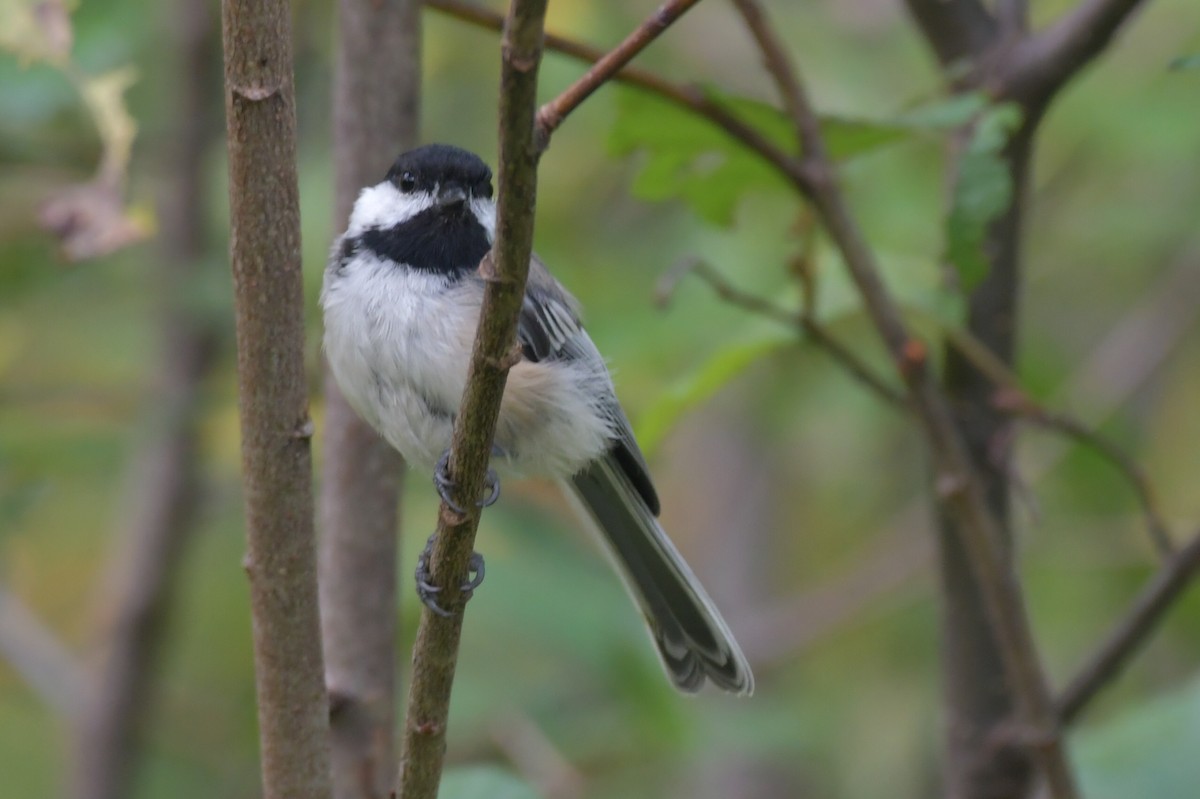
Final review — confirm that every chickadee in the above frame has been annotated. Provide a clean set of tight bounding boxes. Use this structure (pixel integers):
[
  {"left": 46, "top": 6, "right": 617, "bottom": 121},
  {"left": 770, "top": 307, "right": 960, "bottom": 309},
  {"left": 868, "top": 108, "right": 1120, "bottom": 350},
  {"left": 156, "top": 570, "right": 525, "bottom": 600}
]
[{"left": 320, "top": 144, "right": 753, "bottom": 696}]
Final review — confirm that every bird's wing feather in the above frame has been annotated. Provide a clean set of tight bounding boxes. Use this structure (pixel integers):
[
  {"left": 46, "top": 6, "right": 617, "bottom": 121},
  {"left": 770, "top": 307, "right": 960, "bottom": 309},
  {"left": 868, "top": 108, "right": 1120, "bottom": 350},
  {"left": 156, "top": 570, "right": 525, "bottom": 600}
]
[{"left": 504, "top": 255, "right": 660, "bottom": 515}]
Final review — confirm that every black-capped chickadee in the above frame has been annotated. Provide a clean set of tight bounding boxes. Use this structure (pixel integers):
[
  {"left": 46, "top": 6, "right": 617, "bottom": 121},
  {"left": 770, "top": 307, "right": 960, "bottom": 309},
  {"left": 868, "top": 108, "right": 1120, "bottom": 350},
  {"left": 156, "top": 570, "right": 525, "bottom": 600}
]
[{"left": 320, "top": 144, "right": 753, "bottom": 695}]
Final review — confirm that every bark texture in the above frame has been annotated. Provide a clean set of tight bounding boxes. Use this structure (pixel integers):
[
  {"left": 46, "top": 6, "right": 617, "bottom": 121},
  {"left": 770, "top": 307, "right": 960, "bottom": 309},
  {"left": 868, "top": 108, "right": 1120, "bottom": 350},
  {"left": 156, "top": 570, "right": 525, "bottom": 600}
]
[
  {"left": 320, "top": 1, "right": 420, "bottom": 797},
  {"left": 395, "top": 2, "right": 548, "bottom": 797},
  {"left": 221, "top": 0, "right": 331, "bottom": 795}
]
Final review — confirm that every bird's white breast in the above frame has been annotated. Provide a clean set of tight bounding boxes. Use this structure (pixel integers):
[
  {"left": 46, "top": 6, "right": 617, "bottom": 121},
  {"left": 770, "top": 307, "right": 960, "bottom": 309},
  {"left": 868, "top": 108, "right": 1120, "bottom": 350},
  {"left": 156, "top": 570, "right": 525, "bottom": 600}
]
[
  {"left": 320, "top": 245, "right": 617, "bottom": 478},
  {"left": 321, "top": 248, "right": 474, "bottom": 469}
]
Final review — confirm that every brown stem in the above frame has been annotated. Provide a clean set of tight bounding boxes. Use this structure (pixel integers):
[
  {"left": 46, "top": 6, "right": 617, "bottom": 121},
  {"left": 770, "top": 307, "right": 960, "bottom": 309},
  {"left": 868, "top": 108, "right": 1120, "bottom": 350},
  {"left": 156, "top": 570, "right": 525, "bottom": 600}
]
[
  {"left": 425, "top": 0, "right": 801, "bottom": 179},
  {"left": 1003, "top": 0, "right": 1151, "bottom": 105},
  {"left": 1004, "top": 399, "right": 1174, "bottom": 558},
  {"left": 1057, "top": 529, "right": 1200, "bottom": 724},
  {"left": 730, "top": 2, "right": 1078, "bottom": 796},
  {"left": 321, "top": 1, "right": 420, "bottom": 797},
  {"left": 394, "top": 2, "right": 548, "bottom": 797},
  {"left": 729, "top": 0, "right": 821, "bottom": 160},
  {"left": 220, "top": 0, "right": 331, "bottom": 795},
  {"left": 534, "top": 0, "right": 704, "bottom": 147},
  {"left": 902, "top": 0, "right": 998, "bottom": 69}
]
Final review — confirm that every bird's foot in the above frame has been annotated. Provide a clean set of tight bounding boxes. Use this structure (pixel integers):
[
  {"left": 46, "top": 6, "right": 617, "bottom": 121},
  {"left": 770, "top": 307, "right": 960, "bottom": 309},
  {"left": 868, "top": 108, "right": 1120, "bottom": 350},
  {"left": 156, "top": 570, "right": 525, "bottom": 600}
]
[
  {"left": 414, "top": 533, "right": 486, "bottom": 617},
  {"left": 433, "top": 448, "right": 501, "bottom": 513}
]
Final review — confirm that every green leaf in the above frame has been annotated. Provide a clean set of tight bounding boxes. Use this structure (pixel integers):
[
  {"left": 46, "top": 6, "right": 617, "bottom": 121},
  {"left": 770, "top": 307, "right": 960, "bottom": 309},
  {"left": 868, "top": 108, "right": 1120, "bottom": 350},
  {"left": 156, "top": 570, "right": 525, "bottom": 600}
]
[
  {"left": 635, "top": 326, "right": 796, "bottom": 456},
  {"left": 439, "top": 767, "right": 543, "bottom": 799},
  {"left": 609, "top": 86, "right": 908, "bottom": 227},
  {"left": 944, "top": 103, "right": 1023, "bottom": 291},
  {"left": 895, "top": 91, "right": 990, "bottom": 130},
  {"left": 1076, "top": 678, "right": 1200, "bottom": 799}
]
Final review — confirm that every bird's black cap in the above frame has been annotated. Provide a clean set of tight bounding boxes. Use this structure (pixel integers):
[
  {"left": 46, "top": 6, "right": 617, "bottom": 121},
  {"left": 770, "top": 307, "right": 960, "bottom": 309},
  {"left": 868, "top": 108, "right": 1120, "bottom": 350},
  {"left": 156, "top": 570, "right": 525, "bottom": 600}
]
[{"left": 385, "top": 144, "right": 493, "bottom": 197}]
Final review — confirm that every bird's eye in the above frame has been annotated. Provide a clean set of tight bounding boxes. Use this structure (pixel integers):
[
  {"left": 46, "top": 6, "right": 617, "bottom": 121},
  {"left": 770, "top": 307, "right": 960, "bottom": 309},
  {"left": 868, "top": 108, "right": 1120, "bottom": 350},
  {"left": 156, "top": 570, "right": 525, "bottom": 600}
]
[
  {"left": 398, "top": 171, "right": 417, "bottom": 193},
  {"left": 481, "top": 182, "right": 494, "bottom": 199}
]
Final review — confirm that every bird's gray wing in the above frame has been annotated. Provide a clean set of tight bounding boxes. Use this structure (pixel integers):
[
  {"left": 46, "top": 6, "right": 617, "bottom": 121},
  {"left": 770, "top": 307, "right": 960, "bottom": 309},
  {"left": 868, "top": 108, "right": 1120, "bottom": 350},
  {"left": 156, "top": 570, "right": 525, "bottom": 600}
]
[
  {"left": 515, "top": 258, "right": 752, "bottom": 694},
  {"left": 514, "top": 256, "right": 660, "bottom": 515}
]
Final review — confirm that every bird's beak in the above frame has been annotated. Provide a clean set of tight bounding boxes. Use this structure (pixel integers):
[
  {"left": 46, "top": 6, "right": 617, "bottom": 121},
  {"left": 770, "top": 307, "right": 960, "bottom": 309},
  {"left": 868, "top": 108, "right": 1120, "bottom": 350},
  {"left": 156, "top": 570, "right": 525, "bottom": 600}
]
[{"left": 437, "top": 183, "right": 468, "bottom": 207}]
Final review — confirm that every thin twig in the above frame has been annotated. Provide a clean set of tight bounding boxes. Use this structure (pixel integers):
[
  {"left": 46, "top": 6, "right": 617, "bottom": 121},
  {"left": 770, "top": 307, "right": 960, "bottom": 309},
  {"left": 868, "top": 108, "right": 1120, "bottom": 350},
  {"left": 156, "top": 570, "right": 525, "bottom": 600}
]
[
  {"left": 729, "top": 2, "right": 1079, "bottom": 796},
  {"left": 533, "top": 0, "right": 704, "bottom": 147},
  {"left": 657, "top": 257, "right": 907, "bottom": 409},
  {"left": 395, "top": 2, "right": 548, "bottom": 797},
  {"left": 424, "top": 0, "right": 803, "bottom": 181},
  {"left": 936, "top": 319, "right": 1176, "bottom": 559},
  {"left": 656, "top": 256, "right": 798, "bottom": 327},
  {"left": 729, "top": 0, "right": 821, "bottom": 162},
  {"left": 1056, "top": 529, "right": 1200, "bottom": 724},
  {"left": 994, "top": 390, "right": 1175, "bottom": 559}
]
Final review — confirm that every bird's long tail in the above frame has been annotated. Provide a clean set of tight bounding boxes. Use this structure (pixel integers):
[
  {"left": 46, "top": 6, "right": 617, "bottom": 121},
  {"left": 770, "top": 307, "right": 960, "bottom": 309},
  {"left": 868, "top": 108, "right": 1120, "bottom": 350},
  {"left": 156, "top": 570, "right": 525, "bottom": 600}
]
[{"left": 564, "top": 453, "right": 754, "bottom": 695}]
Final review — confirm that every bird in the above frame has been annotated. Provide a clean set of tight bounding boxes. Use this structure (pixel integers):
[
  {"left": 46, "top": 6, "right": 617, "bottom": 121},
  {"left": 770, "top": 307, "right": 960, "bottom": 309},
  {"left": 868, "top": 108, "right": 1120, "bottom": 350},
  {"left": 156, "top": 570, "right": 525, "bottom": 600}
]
[{"left": 320, "top": 143, "right": 753, "bottom": 695}]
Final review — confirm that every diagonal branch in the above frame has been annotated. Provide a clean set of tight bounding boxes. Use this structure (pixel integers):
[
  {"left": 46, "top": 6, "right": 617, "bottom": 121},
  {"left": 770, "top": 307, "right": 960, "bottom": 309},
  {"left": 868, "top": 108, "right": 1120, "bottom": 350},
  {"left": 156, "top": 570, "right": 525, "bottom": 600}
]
[
  {"left": 656, "top": 257, "right": 907, "bottom": 409},
  {"left": 1056, "top": 529, "right": 1200, "bottom": 724},
  {"left": 1004, "top": 0, "right": 1151, "bottom": 105},
  {"left": 425, "top": 0, "right": 802, "bottom": 187},
  {"left": 994, "top": 390, "right": 1175, "bottom": 559},
  {"left": 935, "top": 323, "right": 1176, "bottom": 560},
  {"left": 728, "top": 1, "right": 1078, "bottom": 796},
  {"left": 729, "top": 0, "right": 821, "bottom": 162},
  {"left": 395, "top": 2, "right": 547, "bottom": 797},
  {"left": 534, "top": 0, "right": 704, "bottom": 146}
]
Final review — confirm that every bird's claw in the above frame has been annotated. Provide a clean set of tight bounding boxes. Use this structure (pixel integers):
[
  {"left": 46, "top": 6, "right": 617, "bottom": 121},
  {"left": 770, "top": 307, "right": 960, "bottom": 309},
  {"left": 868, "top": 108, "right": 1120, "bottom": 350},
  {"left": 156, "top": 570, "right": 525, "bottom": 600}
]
[
  {"left": 433, "top": 449, "right": 502, "bottom": 511},
  {"left": 414, "top": 533, "right": 486, "bottom": 617}
]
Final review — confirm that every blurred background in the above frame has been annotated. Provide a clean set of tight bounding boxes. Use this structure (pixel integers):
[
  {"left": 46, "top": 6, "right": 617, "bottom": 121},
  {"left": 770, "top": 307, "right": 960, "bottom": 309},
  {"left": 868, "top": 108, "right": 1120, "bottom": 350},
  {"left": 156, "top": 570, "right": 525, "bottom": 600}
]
[{"left": 2, "top": 0, "right": 1200, "bottom": 797}]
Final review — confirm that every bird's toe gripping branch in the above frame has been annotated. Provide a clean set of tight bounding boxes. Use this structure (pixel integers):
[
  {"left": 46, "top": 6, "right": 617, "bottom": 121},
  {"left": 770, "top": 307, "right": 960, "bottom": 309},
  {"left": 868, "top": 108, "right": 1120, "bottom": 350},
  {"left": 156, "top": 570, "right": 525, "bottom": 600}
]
[{"left": 414, "top": 532, "right": 486, "bottom": 617}]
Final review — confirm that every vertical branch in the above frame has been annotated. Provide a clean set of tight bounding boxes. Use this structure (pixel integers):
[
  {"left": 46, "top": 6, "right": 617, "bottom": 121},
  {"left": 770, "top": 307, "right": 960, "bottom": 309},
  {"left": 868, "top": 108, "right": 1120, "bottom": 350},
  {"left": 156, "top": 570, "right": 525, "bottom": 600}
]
[
  {"left": 395, "top": 2, "right": 548, "bottom": 797},
  {"left": 221, "top": 0, "right": 331, "bottom": 796},
  {"left": 731, "top": 2, "right": 1077, "bottom": 796},
  {"left": 937, "top": 126, "right": 1037, "bottom": 799},
  {"left": 321, "top": 1, "right": 419, "bottom": 797},
  {"left": 70, "top": 0, "right": 221, "bottom": 796}
]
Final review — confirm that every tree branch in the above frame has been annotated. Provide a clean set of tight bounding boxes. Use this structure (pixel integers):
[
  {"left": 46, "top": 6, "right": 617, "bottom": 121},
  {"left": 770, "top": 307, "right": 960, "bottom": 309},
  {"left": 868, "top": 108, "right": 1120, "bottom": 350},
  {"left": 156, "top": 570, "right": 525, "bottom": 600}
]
[
  {"left": 729, "top": 0, "right": 822, "bottom": 163},
  {"left": 1003, "top": 0, "right": 1151, "bottom": 105},
  {"left": 656, "top": 257, "right": 907, "bottom": 409},
  {"left": 934, "top": 323, "right": 1176, "bottom": 560},
  {"left": 995, "top": 391, "right": 1175, "bottom": 559},
  {"left": 534, "top": 0, "right": 703, "bottom": 147},
  {"left": 220, "top": 0, "right": 331, "bottom": 795},
  {"left": 425, "top": 0, "right": 802, "bottom": 184},
  {"left": 1056, "top": 529, "right": 1200, "bottom": 724},
  {"left": 728, "top": 2, "right": 1078, "bottom": 796},
  {"left": 395, "top": 2, "right": 547, "bottom": 797},
  {"left": 901, "top": 0, "right": 998, "bottom": 69},
  {"left": 321, "top": 1, "right": 419, "bottom": 796}
]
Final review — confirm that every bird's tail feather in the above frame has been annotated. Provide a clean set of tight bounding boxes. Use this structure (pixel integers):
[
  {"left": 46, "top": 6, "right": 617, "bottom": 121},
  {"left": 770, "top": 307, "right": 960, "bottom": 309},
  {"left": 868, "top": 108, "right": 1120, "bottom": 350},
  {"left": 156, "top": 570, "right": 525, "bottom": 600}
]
[{"left": 563, "top": 454, "right": 754, "bottom": 695}]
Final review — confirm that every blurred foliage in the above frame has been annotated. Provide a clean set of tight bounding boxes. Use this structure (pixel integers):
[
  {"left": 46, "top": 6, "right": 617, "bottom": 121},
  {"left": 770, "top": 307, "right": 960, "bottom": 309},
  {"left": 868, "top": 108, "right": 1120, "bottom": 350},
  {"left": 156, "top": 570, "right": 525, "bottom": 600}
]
[
  {"left": 1, "top": 1, "right": 1199, "bottom": 799},
  {"left": 440, "top": 767, "right": 542, "bottom": 799}
]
